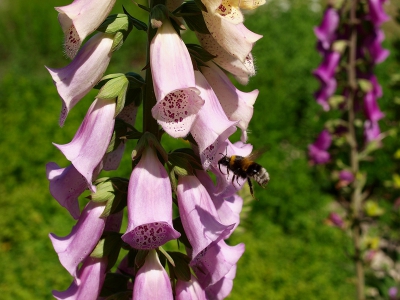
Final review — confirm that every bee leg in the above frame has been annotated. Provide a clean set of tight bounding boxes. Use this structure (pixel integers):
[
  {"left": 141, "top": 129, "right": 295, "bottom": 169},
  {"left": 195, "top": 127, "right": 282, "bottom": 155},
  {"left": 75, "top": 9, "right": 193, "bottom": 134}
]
[
  {"left": 248, "top": 178, "right": 255, "bottom": 199},
  {"left": 218, "top": 164, "right": 227, "bottom": 176},
  {"left": 231, "top": 174, "right": 236, "bottom": 185},
  {"left": 236, "top": 175, "right": 241, "bottom": 185}
]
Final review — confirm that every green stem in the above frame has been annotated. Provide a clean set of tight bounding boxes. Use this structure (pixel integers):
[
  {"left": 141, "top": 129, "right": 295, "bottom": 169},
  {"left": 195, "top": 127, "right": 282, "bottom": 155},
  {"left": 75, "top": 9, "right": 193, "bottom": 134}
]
[
  {"left": 347, "top": 1, "right": 365, "bottom": 299},
  {"left": 143, "top": 0, "right": 166, "bottom": 139}
]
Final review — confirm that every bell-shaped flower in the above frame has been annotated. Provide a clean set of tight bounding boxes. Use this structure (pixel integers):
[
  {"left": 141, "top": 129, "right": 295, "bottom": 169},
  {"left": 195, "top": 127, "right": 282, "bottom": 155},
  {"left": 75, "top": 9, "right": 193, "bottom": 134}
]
[
  {"left": 191, "top": 240, "right": 245, "bottom": 288},
  {"left": 211, "top": 140, "right": 253, "bottom": 197},
  {"left": 56, "top": 0, "right": 116, "bottom": 58},
  {"left": 53, "top": 256, "right": 108, "bottom": 300},
  {"left": 327, "top": 212, "right": 344, "bottom": 228},
  {"left": 196, "top": 170, "right": 243, "bottom": 236},
  {"left": 196, "top": 32, "right": 256, "bottom": 85},
  {"left": 191, "top": 71, "right": 237, "bottom": 169},
  {"left": 49, "top": 201, "right": 107, "bottom": 277},
  {"left": 133, "top": 249, "right": 173, "bottom": 300},
  {"left": 121, "top": 147, "right": 180, "bottom": 249},
  {"left": 200, "top": 62, "right": 258, "bottom": 142},
  {"left": 364, "top": 120, "right": 382, "bottom": 144},
  {"left": 364, "top": 28, "right": 390, "bottom": 64},
  {"left": 205, "top": 265, "right": 237, "bottom": 300},
  {"left": 46, "top": 162, "right": 100, "bottom": 219},
  {"left": 103, "top": 101, "right": 139, "bottom": 171},
  {"left": 150, "top": 19, "right": 204, "bottom": 138},
  {"left": 202, "top": 11, "right": 262, "bottom": 63},
  {"left": 54, "top": 98, "right": 116, "bottom": 192},
  {"left": 314, "top": 77, "right": 337, "bottom": 111},
  {"left": 364, "top": 86, "right": 385, "bottom": 123},
  {"left": 313, "top": 51, "right": 341, "bottom": 86},
  {"left": 207, "top": 0, "right": 244, "bottom": 24},
  {"left": 308, "top": 129, "right": 332, "bottom": 165},
  {"left": 368, "top": 0, "right": 390, "bottom": 26},
  {"left": 46, "top": 33, "right": 113, "bottom": 126},
  {"left": 314, "top": 7, "right": 339, "bottom": 52},
  {"left": 177, "top": 175, "right": 234, "bottom": 260},
  {"left": 176, "top": 275, "right": 206, "bottom": 300}
]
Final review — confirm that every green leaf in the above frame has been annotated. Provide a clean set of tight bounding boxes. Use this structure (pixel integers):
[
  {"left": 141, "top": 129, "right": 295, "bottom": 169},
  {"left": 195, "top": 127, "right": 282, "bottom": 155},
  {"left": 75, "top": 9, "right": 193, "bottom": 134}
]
[
  {"left": 167, "top": 252, "right": 191, "bottom": 281},
  {"left": 115, "top": 81, "right": 129, "bottom": 117},
  {"left": 97, "top": 76, "right": 129, "bottom": 100},
  {"left": 105, "top": 292, "right": 132, "bottom": 300},
  {"left": 97, "top": 14, "right": 130, "bottom": 34},
  {"left": 187, "top": 44, "right": 216, "bottom": 63},
  {"left": 135, "top": 250, "right": 149, "bottom": 269},
  {"left": 91, "top": 178, "right": 114, "bottom": 203},
  {"left": 168, "top": 152, "right": 194, "bottom": 176},
  {"left": 95, "top": 73, "right": 125, "bottom": 90},
  {"left": 358, "top": 79, "right": 373, "bottom": 93},
  {"left": 125, "top": 72, "right": 145, "bottom": 89},
  {"left": 90, "top": 232, "right": 123, "bottom": 258},
  {"left": 174, "top": 1, "right": 209, "bottom": 33},
  {"left": 123, "top": 6, "right": 148, "bottom": 31},
  {"left": 158, "top": 247, "right": 175, "bottom": 267},
  {"left": 173, "top": 217, "right": 191, "bottom": 248},
  {"left": 100, "top": 273, "right": 130, "bottom": 297}
]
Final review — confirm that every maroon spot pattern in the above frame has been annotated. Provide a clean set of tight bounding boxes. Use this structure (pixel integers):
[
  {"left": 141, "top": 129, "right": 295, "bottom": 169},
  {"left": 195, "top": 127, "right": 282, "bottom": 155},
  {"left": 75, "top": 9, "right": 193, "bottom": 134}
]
[{"left": 131, "top": 222, "right": 171, "bottom": 249}]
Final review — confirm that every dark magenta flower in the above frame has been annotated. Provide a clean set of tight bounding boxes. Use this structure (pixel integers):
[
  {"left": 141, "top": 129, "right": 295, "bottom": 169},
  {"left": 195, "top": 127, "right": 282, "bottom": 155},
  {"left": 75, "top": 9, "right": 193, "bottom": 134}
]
[
  {"left": 308, "top": 129, "right": 332, "bottom": 164},
  {"left": 368, "top": 0, "right": 390, "bottom": 26},
  {"left": 314, "top": 7, "right": 340, "bottom": 51}
]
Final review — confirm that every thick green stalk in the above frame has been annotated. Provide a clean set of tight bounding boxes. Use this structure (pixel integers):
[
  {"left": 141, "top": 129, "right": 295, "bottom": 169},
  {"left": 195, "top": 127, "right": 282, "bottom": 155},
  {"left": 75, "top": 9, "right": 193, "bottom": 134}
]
[
  {"left": 347, "top": 0, "right": 365, "bottom": 299},
  {"left": 143, "top": 0, "right": 166, "bottom": 139}
]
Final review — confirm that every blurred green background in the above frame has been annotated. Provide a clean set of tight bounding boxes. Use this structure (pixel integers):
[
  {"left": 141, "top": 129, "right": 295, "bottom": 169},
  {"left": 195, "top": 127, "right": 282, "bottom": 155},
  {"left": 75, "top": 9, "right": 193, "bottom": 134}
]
[{"left": 0, "top": 0, "right": 399, "bottom": 299}]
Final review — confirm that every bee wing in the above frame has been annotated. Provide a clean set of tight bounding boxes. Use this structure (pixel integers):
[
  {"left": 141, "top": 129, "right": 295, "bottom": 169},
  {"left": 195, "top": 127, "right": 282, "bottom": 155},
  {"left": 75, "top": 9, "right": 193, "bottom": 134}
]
[{"left": 246, "top": 147, "right": 267, "bottom": 161}]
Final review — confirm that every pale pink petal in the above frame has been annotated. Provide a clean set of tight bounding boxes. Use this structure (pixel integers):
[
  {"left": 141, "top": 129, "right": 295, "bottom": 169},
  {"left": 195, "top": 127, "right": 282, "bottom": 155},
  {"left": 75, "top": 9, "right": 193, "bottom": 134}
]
[
  {"left": 176, "top": 275, "right": 206, "bottom": 300},
  {"left": 191, "top": 71, "right": 237, "bottom": 169},
  {"left": 46, "top": 33, "right": 113, "bottom": 126},
  {"left": 196, "top": 32, "right": 255, "bottom": 85},
  {"left": 53, "top": 256, "right": 108, "bottom": 300},
  {"left": 213, "top": 0, "right": 244, "bottom": 24},
  {"left": 202, "top": 12, "right": 262, "bottom": 62},
  {"left": 177, "top": 175, "right": 234, "bottom": 260},
  {"left": 191, "top": 240, "right": 244, "bottom": 288},
  {"left": 56, "top": 0, "right": 117, "bottom": 58},
  {"left": 205, "top": 265, "right": 237, "bottom": 300},
  {"left": 54, "top": 99, "right": 116, "bottom": 192},
  {"left": 122, "top": 147, "right": 180, "bottom": 249},
  {"left": 133, "top": 250, "right": 173, "bottom": 300},
  {"left": 49, "top": 201, "right": 106, "bottom": 277},
  {"left": 200, "top": 62, "right": 258, "bottom": 141}
]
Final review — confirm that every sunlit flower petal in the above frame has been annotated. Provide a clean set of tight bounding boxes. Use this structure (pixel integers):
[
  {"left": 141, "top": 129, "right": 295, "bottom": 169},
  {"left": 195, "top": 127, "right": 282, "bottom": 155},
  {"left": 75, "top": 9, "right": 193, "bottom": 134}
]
[
  {"left": 46, "top": 33, "right": 113, "bottom": 126},
  {"left": 205, "top": 264, "right": 237, "bottom": 300},
  {"left": 122, "top": 147, "right": 180, "bottom": 249},
  {"left": 176, "top": 275, "right": 206, "bottom": 300},
  {"left": 56, "top": 0, "right": 116, "bottom": 58}
]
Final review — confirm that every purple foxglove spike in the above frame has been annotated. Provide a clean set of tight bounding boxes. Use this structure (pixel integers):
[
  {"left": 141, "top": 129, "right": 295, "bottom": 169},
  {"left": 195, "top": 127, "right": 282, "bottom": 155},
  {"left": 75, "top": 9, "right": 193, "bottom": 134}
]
[
  {"left": 56, "top": 0, "right": 117, "bottom": 59},
  {"left": 371, "top": 74, "right": 383, "bottom": 98},
  {"left": 389, "top": 287, "right": 398, "bottom": 300},
  {"left": 53, "top": 256, "right": 108, "bottom": 300},
  {"left": 202, "top": 12, "right": 262, "bottom": 63},
  {"left": 46, "top": 162, "right": 84, "bottom": 220},
  {"left": 368, "top": 0, "right": 390, "bottom": 26},
  {"left": 196, "top": 170, "right": 242, "bottom": 236},
  {"left": 196, "top": 32, "right": 256, "bottom": 85},
  {"left": 176, "top": 274, "right": 207, "bottom": 300},
  {"left": 205, "top": 265, "right": 237, "bottom": 300},
  {"left": 121, "top": 147, "right": 180, "bottom": 249},
  {"left": 364, "top": 29, "right": 390, "bottom": 64},
  {"left": 177, "top": 175, "right": 235, "bottom": 260},
  {"left": 192, "top": 71, "right": 237, "bottom": 169},
  {"left": 308, "top": 129, "right": 332, "bottom": 165},
  {"left": 200, "top": 62, "right": 258, "bottom": 142},
  {"left": 314, "top": 7, "right": 340, "bottom": 51},
  {"left": 210, "top": 140, "right": 253, "bottom": 197},
  {"left": 364, "top": 86, "right": 385, "bottom": 122},
  {"left": 313, "top": 51, "right": 341, "bottom": 86},
  {"left": 103, "top": 101, "right": 139, "bottom": 171},
  {"left": 150, "top": 19, "right": 204, "bottom": 138},
  {"left": 49, "top": 201, "right": 107, "bottom": 277},
  {"left": 46, "top": 33, "right": 113, "bottom": 126},
  {"left": 191, "top": 240, "right": 245, "bottom": 288},
  {"left": 364, "top": 120, "right": 381, "bottom": 144},
  {"left": 54, "top": 99, "right": 116, "bottom": 193},
  {"left": 133, "top": 249, "right": 174, "bottom": 300}
]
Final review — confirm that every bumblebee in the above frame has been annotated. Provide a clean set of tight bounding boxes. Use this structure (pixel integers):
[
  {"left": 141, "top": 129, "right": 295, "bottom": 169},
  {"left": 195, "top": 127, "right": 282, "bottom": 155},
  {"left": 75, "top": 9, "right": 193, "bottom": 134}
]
[{"left": 218, "top": 150, "right": 270, "bottom": 198}]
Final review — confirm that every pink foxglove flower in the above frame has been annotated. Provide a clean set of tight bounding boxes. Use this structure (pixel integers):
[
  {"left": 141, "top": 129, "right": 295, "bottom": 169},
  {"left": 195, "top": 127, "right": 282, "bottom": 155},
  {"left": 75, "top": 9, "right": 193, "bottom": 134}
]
[
  {"left": 150, "top": 19, "right": 204, "bottom": 138},
  {"left": 308, "top": 129, "right": 332, "bottom": 165},
  {"left": 49, "top": 201, "right": 106, "bottom": 277},
  {"left": 364, "top": 81, "right": 385, "bottom": 122},
  {"left": 368, "top": 0, "right": 390, "bottom": 26},
  {"left": 192, "top": 71, "right": 237, "bottom": 169},
  {"left": 364, "top": 120, "right": 381, "bottom": 143},
  {"left": 202, "top": 12, "right": 262, "bottom": 63},
  {"left": 328, "top": 212, "right": 344, "bottom": 228},
  {"left": 364, "top": 28, "right": 390, "bottom": 64},
  {"left": 56, "top": 0, "right": 116, "bottom": 58},
  {"left": 46, "top": 162, "right": 100, "bottom": 219},
  {"left": 52, "top": 256, "right": 108, "bottom": 300},
  {"left": 177, "top": 175, "right": 234, "bottom": 261},
  {"left": 313, "top": 51, "right": 340, "bottom": 87},
  {"left": 201, "top": 62, "right": 258, "bottom": 142},
  {"left": 133, "top": 249, "right": 173, "bottom": 300},
  {"left": 314, "top": 7, "right": 339, "bottom": 52},
  {"left": 46, "top": 33, "right": 113, "bottom": 126},
  {"left": 196, "top": 32, "right": 256, "bottom": 85},
  {"left": 121, "top": 147, "right": 180, "bottom": 249},
  {"left": 206, "top": 265, "right": 237, "bottom": 300},
  {"left": 54, "top": 99, "right": 116, "bottom": 192},
  {"left": 191, "top": 240, "right": 245, "bottom": 288},
  {"left": 176, "top": 275, "right": 206, "bottom": 300}
]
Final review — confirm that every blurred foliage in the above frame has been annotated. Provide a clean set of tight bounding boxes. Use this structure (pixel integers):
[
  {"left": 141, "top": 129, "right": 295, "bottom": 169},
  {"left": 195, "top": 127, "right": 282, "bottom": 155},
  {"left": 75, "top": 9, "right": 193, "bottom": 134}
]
[{"left": 1, "top": 0, "right": 398, "bottom": 299}]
